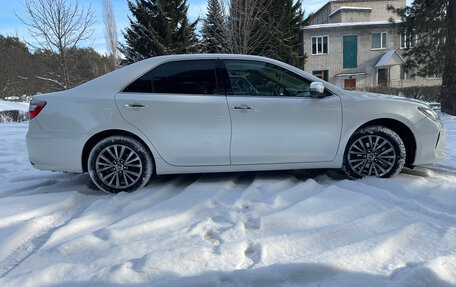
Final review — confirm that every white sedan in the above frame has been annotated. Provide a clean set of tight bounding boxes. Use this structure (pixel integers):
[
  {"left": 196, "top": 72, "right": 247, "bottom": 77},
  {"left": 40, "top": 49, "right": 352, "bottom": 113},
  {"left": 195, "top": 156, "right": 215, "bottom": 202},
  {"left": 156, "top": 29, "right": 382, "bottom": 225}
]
[{"left": 26, "top": 54, "right": 446, "bottom": 193}]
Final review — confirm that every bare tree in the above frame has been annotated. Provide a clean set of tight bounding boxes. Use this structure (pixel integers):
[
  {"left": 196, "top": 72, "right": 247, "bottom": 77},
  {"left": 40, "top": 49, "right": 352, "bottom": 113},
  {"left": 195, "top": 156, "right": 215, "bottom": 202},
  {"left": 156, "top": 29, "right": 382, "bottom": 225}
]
[
  {"left": 202, "top": 0, "right": 276, "bottom": 56},
  {"left": 103, "top": 0, "right": 119, "bottom": 68},
  {"left": 227, "top": 0, "right": 275, "bottom": 55},
  {"left": 17, "top": 0, "right": 95, "bottom": 89}
]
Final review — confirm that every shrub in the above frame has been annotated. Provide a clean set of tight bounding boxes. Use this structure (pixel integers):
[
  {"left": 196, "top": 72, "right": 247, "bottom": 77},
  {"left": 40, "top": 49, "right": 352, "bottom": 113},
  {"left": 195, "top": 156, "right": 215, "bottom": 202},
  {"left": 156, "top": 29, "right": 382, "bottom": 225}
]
[
  {"left": 364, "top": 86, "right": 441, "bottom": 103},
  {"left": 0, "top": 110, "right": 29, "bottom": 122}
]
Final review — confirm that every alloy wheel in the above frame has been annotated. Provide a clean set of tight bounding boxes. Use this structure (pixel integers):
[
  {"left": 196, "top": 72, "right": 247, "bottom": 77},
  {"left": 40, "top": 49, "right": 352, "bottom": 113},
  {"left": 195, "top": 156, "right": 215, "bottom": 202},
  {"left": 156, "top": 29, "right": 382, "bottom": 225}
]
[
  {"left": 347, "top": 135, "right": 397, "bottom": 177},
  {"left": 95, "top": 144, "right": 143, "bottom": 189}
]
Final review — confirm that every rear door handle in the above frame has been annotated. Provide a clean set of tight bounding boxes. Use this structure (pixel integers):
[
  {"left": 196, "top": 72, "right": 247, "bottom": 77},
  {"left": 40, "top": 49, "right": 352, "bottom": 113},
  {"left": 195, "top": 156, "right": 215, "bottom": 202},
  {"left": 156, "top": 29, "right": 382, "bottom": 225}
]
[
  {"left": 124, "top": 103, "right": 148, "bottom": 109},
  {"left": 232, "top": 105, "right": 254, "bottom": 111}
]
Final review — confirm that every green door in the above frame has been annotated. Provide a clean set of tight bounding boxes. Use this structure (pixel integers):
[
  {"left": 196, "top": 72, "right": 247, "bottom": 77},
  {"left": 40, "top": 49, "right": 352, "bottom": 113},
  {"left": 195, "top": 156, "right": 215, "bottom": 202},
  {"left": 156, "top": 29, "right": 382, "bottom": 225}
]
[{"left": 343, "top": 36, "right": 357, "bottom": 69}]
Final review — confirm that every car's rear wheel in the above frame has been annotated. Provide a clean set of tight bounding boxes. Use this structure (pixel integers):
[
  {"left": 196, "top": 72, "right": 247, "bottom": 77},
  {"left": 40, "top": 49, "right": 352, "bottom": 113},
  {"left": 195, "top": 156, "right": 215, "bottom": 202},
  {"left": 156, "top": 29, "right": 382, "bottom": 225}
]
[
  {"left": 343, "top": 126, "right": 405, "bottom": 179},
  {"left": 88, "top": 136, "right": 153, "bottom": 193}
]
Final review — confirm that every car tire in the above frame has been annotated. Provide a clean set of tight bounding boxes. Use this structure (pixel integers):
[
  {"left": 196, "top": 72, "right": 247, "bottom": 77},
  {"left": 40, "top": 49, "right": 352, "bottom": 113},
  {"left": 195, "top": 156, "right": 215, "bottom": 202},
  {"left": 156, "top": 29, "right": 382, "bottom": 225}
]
[
  {"left": 88, "top": 136, "right": 153, "bottom": 193},
  {"left": 342, "top": 126, "right": 406, "bottom": 179}
]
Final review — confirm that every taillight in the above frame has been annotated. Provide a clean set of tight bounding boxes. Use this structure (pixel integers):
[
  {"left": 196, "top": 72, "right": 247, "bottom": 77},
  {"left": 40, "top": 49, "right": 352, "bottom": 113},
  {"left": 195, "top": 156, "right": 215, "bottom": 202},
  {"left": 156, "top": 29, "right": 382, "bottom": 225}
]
[{"left": 29, "top": 100, "right": 46, "bottom": 120}]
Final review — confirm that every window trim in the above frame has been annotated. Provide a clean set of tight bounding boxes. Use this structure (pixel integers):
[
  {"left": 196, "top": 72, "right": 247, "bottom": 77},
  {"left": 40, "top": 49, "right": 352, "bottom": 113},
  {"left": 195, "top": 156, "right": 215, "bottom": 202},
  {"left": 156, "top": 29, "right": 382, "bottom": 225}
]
[
  {"left": 371, "top": 32, "right": 387, "bottom": 50},
  {"left": 311, "top": 35, "right": 329, "bottom": 55}
]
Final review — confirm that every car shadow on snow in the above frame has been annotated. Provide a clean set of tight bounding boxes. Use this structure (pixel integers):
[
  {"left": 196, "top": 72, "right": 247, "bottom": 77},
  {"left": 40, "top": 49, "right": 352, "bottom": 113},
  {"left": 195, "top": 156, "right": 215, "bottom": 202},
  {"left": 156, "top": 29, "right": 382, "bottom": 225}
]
[
  {"left": 36, "top": 164, "right": 454, "bottom": 197},
  {"left": 402, "top": 165, "right": 456, "bottom": 178},
  {"left": 147, "top": 168, "right": 348, "bottom": 188},
  {"left": 10, "top": 169, "right": 345, "bottom": 197},
  {"left": 44, "top": 262, "right": 454, "bottom": 287}
]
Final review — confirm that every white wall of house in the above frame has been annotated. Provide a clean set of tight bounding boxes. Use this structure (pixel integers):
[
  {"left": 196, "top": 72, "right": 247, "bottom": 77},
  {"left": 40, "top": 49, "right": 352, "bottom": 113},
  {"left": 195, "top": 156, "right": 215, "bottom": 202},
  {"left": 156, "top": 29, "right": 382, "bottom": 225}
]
[{"left": 303, "top": 0, "right": 442, "bottom": 89}]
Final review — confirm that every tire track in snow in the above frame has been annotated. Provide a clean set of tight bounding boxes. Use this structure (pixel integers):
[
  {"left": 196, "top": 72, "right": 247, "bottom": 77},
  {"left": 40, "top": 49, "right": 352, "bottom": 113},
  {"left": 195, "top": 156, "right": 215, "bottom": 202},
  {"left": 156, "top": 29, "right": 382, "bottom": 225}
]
[
  {"left": 0, "top": 179, "right": 59, "bottom": 199},
  {"left": 336, "top": 179, "right": 456, "bottom": 226},
  {"left": 44, "top": 175, "right": 200, "bottom": 247},
  {"left": 85, "top": 174, "right": 238, "bottom": 245},
  {"left": 0, "top": 192, "right": 91, "bottom": 278}
]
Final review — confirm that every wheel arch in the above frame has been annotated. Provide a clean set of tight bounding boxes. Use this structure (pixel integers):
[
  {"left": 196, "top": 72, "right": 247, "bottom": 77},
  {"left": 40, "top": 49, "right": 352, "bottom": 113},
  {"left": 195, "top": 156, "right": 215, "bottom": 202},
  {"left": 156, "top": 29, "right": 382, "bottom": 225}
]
[
  {"left": 352, "top": 118, "right": 417, "bottom": 167},
  {"left": 82, "top": 129, "right": 156, "bottom": 173}
]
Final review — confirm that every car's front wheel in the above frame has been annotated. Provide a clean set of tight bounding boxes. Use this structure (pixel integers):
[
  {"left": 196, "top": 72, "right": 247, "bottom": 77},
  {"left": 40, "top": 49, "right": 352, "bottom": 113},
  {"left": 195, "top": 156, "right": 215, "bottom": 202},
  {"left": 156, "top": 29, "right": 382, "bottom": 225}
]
[
  {"left": 88, "top": 136, "right": 153, "bottom": 193},
  {"left": 343, "top": 126, "right": 406, "bottom": 179}
]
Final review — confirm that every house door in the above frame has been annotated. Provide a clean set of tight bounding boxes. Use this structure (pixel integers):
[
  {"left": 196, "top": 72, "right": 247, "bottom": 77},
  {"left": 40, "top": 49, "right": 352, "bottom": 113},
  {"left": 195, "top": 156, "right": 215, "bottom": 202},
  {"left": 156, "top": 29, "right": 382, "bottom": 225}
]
[
  {"left": 343, "top": 36, "right": 357, "bottom": 69},
  {"left": 378, "top": 69, "right": 388, "bottom": 86},
  {"left": 344, "top": 79, "right": 356, "bottom": 90}
]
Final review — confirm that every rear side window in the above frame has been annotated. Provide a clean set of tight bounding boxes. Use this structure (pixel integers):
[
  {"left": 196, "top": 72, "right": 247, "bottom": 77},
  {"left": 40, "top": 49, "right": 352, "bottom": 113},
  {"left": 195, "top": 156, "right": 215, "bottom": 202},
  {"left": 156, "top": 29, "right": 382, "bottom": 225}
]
[
  {"left": 123, "top": 70, "right": 154, "bottom": 93},
  {"left": 123, "top": 60, "right": 218, "bottom": 95}
]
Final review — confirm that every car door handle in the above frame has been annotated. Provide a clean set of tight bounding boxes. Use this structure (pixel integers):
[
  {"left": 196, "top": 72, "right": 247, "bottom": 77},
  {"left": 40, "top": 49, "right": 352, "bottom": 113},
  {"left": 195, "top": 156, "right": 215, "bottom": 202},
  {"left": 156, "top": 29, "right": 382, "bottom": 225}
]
[
  {"left": 124, "top": 103, "right": 148, "bottom": 109},
  {"left": 232, "top": 105, "right": 254, "bottom": 111}
]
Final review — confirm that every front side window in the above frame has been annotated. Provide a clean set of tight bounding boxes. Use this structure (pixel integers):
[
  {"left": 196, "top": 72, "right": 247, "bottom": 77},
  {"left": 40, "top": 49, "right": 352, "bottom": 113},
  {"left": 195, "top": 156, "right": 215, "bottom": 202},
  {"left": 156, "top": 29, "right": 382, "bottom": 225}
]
[
  {"left": 123, "top": 60, "right": 218, "bottom": 94},
  {"left": 312, "top": 36, "right": 328, "bottom": 55},
  {"left": 372, "top": 32, "right": 387, "bottom": 49},
  {"left": 224, "top": 60, "right": 311, "bottom": 97}
]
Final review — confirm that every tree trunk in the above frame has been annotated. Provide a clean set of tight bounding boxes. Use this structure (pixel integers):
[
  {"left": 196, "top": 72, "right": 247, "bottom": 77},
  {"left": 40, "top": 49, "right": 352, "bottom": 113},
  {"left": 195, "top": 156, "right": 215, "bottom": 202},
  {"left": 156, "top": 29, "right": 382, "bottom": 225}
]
[
  {"left": 60, "top": 49, "right": 70, "bottom": 89},
  {"left": 441, "top": 0, "right": 456, "bottom": 115}
]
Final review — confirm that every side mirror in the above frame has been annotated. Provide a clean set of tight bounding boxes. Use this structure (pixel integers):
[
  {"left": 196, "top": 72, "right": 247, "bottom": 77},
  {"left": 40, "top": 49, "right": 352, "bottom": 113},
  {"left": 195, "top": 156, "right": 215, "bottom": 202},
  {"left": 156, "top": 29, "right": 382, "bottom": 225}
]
[{"left": 310, "top": 82, "right": 325, "bottom": 98}]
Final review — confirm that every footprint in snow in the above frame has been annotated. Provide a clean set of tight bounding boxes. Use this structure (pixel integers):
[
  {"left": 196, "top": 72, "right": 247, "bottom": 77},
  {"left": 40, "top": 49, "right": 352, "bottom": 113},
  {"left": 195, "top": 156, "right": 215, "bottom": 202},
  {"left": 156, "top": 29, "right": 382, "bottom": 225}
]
[
  {"left": 239, "top": 242, "right": 262, "bottom": 269},
  {"left": 202, "top": 230, "right": 221, "bottom": 246},
  {"left": 244, "top": 217, "right": 261, "bottom": 230}
]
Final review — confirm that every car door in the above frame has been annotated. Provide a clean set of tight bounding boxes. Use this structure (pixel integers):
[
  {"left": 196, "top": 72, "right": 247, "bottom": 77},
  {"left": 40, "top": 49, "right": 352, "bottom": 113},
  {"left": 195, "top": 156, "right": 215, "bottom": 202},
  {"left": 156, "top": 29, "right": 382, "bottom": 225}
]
[
  {"left": 116, "top": 59, "right": 231, "bottom": 166},
  {"left": 223, "top": 59, "right": 342, "bottom": 165}
]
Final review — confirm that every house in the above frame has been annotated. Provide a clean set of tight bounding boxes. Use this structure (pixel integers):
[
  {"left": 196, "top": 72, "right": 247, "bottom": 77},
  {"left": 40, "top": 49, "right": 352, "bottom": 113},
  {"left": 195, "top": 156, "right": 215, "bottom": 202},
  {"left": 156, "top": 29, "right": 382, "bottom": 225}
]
[{"left": 302, "top": 0, "right": 442, "bottom": 90}]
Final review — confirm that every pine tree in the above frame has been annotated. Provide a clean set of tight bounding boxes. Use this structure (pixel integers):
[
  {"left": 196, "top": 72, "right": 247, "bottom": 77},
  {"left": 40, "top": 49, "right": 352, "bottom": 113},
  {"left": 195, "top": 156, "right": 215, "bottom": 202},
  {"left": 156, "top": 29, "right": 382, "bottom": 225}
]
[
  {"left": 120, "top": 0, "right": 199, "bottom": 64},
  {"left": 269, "top": 0, "right": 308, "bottom": 68},
  {"left": 201, "top": 0, "right": 225, "bottom": 53},
  {"left": 389, "top": 0, "right": 456, "bottom": 115}
]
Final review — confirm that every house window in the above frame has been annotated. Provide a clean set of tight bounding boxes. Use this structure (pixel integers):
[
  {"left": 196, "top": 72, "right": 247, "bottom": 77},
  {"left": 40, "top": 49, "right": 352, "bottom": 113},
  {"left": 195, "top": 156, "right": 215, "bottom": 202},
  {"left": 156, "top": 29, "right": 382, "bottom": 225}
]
[
  {"left": 312, "top": 36, "right": 328, "bottom": 55},
  {"left": 312, "top": 70, "right": 329, "bottom": 81},
  {"left": 400, "top": 66, "right": 416, "bottom": 81},
  {"left": 400, "top": 34, "right": 417, "bottom": 49},
  {"left": 431, "top": 29, "right": 445, "bottom": 46},
  {"left": 372, "top": 32, "right": 387, "bottom": 49},
  {"left": 427, "top": 73, "right": 442, "bottom": 79}
]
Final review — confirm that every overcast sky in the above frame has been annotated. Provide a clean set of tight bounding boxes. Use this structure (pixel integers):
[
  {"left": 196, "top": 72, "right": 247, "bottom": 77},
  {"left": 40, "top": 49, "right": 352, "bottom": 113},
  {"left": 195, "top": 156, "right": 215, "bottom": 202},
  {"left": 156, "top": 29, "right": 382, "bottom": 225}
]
[{"left": 0, "top": 0, "right": 411, "bottom": 55}]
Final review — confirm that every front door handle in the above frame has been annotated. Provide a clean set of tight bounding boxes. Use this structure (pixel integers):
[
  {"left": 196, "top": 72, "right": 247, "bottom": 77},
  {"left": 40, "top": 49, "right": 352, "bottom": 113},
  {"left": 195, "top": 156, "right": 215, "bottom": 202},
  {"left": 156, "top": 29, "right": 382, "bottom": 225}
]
[
  {"left": 232, "top": 105, "right": 254, "bottom": 111},
  {"left": 124, "top": 103, "right": 148, "bottom": 109}
]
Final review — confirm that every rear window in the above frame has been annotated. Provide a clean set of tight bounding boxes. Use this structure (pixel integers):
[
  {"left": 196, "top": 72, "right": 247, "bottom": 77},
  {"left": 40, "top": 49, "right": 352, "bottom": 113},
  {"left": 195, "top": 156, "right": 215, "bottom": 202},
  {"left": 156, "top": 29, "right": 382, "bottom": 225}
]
[{"left": 123, "top": 60, "right": 218, "bottom": 95}]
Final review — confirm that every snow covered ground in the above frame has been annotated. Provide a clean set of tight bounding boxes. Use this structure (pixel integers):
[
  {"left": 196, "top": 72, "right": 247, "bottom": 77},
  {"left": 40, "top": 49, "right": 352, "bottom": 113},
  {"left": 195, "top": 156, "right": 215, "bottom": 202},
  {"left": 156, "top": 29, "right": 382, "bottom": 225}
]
[
  {"left": 0, "top": 114, "right": 455, "bottom": 287},
  {"left": 0, "top": 100, "right": 29, "bottom": 122},
  {"left": 0, "top": 100, "right": 29, "bottom": 112}
]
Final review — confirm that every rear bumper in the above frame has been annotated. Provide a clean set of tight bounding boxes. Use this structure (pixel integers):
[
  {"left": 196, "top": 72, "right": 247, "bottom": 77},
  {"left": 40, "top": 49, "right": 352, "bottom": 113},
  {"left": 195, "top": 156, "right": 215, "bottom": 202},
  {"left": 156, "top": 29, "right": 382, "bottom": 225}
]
[
  {"left": 26, "top": 120, "right": 85, "bottom": 173},
  {"left": 413, "top": 117, "right": 447, "bottom": 165}
]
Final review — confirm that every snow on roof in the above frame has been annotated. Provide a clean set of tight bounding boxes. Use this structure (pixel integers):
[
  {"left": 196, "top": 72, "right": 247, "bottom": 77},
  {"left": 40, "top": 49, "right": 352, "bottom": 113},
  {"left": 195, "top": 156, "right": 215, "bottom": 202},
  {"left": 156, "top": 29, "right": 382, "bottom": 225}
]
[
  {"left": 328, "top": 6, "right": 372, "bottom": 17},
  {"left": 335, "top": 72, "right": 366, "bottom": 77},
  {"left": 375, "top": 50, "right": 405, "bottom": 67},
  {"left": 304, "top": 20, "right": 401, "bottom": 29}
]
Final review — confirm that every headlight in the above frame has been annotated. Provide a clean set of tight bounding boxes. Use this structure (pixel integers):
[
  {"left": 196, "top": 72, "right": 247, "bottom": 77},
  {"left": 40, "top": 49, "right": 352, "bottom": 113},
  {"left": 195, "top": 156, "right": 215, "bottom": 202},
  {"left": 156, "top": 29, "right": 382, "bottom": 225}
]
[{"left": 418, "top": 107, "right": 440, "bottom": 122}]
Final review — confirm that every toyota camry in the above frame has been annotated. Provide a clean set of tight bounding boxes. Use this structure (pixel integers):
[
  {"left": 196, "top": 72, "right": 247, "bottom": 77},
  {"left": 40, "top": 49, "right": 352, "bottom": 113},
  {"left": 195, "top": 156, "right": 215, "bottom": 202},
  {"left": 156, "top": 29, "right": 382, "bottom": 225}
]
[{"left": 26, "top": 54, "right": 446, "bottom": 192}]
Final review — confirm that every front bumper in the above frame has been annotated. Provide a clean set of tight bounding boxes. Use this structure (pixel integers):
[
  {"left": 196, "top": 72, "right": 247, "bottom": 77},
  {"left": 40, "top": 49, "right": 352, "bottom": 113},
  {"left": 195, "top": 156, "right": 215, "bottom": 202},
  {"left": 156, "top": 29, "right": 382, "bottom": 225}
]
[
  {"left": 413, "top": 117, "right": 447, "bottom": 165},
  {"left": 26, "top": 120, "right": 85, "bottom": 173}
]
